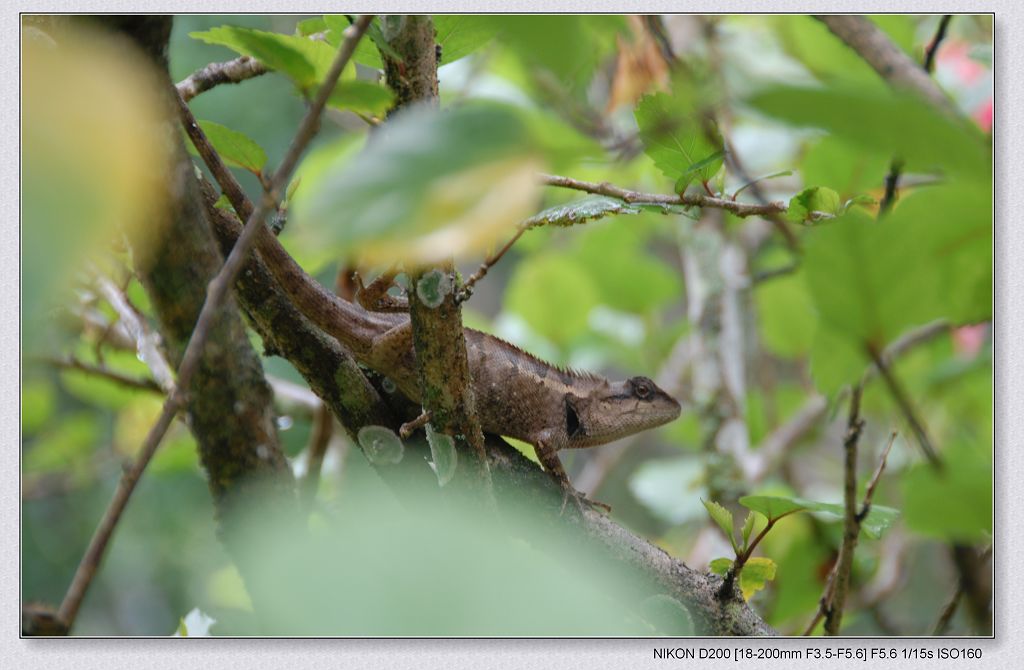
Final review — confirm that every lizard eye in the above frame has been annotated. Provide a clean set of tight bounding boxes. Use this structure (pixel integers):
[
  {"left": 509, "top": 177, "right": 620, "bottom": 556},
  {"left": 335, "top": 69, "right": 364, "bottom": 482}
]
[{"left": 631, "top": 378, "right": 652, "bottom": 399}]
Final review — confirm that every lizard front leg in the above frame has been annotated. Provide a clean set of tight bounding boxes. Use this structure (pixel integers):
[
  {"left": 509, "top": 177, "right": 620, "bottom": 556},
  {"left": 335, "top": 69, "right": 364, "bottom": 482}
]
[
  {"left": 354, "top": 265, "right": 409, "bottom": 313},
  {"left": 534, "top": 440, "right": 610, "bottom": 514}
]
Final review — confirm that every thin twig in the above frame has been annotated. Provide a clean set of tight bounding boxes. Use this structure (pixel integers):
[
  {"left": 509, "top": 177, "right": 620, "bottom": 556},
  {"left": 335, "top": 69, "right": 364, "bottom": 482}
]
[
  {"left": 923, "top": 16, "right": 953, "bottom": 74},
  {"left": 56, "top": 16, "right": 374, "bottom": 632},
  {"left": 859, "top": 431, "right": 897, "bottom": 521},
  {"left": 867, "top": 344, "right": 943, "bottom": 469},
  {"left": 37, "top": 355, "right": 162, "bottom": 393},
  {"left": 823, "top": 385, "right": 866, "bottom": 636},
  {"left": 878, "top": 159, "right": 904, "bottom": 216},
  {"left": 539, "top": 173, "right": 788, "bottom": 219},
  {"left": 458, "top": 223, "right": 530, "bottom": 302},
  {"left": 932, "top": 544, "right": 992, "bottom": 635}
]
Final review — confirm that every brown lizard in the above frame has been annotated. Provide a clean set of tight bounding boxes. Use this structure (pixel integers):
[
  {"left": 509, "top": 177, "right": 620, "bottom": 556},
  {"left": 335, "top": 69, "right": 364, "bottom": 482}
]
[{"left": 221, "top": 214, "right": 682, "bottom": 503}]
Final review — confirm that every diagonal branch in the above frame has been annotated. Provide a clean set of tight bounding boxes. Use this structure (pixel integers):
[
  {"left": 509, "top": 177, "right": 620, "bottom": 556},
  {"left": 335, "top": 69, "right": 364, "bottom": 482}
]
[
  {"left": 814, "top": 15, "right": 956, "bottom": 115},
  {"left": 540, "top": 173, "right": 788, "bottom": 218}
]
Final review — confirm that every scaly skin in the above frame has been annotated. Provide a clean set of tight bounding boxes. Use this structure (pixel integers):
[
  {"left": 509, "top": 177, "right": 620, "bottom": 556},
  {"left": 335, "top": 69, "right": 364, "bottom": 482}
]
[{"left": 244, "top": 222, "right": 682, "bottom": 497}]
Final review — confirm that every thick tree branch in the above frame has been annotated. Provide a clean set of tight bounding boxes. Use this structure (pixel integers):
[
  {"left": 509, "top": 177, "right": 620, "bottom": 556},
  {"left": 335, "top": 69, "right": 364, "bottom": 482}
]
[
  {"left": 814, "top": 15, "right": 956, "bottom": 115},
  {"left": 380, "top": 16, "right": 493, "bottom": 492}
]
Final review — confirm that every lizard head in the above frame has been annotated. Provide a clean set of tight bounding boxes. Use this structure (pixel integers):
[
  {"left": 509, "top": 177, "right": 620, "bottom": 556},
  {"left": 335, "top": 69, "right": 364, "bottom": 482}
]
[{"left": 564, "top": 376, "right": 681, "bottom": 448}]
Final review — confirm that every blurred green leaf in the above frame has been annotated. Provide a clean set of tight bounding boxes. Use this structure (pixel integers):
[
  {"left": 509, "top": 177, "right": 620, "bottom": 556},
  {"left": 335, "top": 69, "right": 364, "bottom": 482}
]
[
  {"left": 755, "top": 270, "right": 816, "bottom": 358},
  {"left": 809, "top": 325, "right": 867, "bottom": 396},
  {"left": 22, "top": 378, "right": 56, "bottom": 435},
  {"left": 574, "top": 220, "right": 681, "bottom": 313},
  {"left": 635, "top": 92, "right": 724, "bottom": 193},
  {"left": 750, "top": 85, "right": 989, "bottom": 181},
  {"left": 804, "top": 184, "right": 991, "bottom": 354},
  {"left": 24, "top": 412, "right": 99, "bottom": 474},
  {"left": 739, "top": 557, "right": 777, "bottom": 600},
  {"left": 189, "top": 120, "right": 267, "bottom": 173},
  {"left": 327, "top": 80, "right": 394, "bottom": 116},
  {"left": 484, "top": 15, "right": 624, "bottom": 89},
  {"left": 903, "top": 441, "right": 991, "bottom": 542},
  {"left": 773, "top": 16, "right": 916, "bottom": 85},
  {"left": 190, "top": 26, "right": 348, "bottom": 90},
  {"left": 289, "top": 102, "right": 543, "bottom": 267},
  {"left": 505, "top": 254, "right": 599, "bottom": 345},
  {"left": 434, "top": 15, "right": 497, "bottom": 64},
  {"left": 59, "top": 369, "right": 142, "bottom": 410},
  {"left": 800, "top": 136, "right": 890, "bottom": 200},
  {"left": 295, "top": 17, "right": 327, "bottom": 37},
  {"left": 885, "top": 184, "right": 992, "bottom": 325}
]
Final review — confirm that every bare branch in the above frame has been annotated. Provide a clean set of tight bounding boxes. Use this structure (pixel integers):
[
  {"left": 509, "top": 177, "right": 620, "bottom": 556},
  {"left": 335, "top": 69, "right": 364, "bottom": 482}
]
[
  {"left": 540, "top": 173, "right": 788, "bottom": 218},
  {"left": 815, "top": 15, "right": 956, "bottom": 115},
  {"left": 176, "top": 55, "right": 268, "bottom": 102},
  {"left": 37, "top": 354, "right": 162, "bottom": 393}
]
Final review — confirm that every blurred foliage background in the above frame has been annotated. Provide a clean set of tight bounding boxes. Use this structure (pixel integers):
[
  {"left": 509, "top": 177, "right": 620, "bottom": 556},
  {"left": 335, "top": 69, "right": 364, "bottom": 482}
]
[{"left": 22, "top": 15, "right": 992, "bottom": 636}]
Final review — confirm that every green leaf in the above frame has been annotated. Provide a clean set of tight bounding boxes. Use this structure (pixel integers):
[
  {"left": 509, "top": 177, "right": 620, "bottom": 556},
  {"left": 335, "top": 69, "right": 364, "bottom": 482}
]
[
  {"left": 324, "top": 15, "right": 384, "bottom": 69},
  {"left": 755, "top": 269, "right": 816, "bottom": 359},
  {"left": 709, "top": 558, "right": 733, "bottom": 576},
  {"left": 357, "top": 425, "right": 404, "bottom": 465},
  {"left": 433, "top": 15, "right": 497, "bottom": 64},
  {"left": 289, "top": 102, "right": 543, "bottom": 267},
  {"left": 739, "top": 495, "right": 807, "bottom": 521},
  {"left": 189, "top": 120, "right": 267, "bottom": 173},
  {"left": 574, "top": 219, "right": 681, "bottom": 313},
  {"left": 425, "top": 424, "right": 458, "bottom": 487},
  {"left": 903, "top": 441, "right": 991, "bottom": 542},
  {"left": 801, "top": 136, "right": 890, "bottom": 200},
  {"left": 505, "top": 254, "right": 600, "bottom": 345},
  {"left": 740, "top": 494, "right": 899, "bottom": 539},
  {"left": 750, "top": 85, "right": 989, "bottom": 181},
  {"left": 190, "top": 26, "right": 347, "bottom": 89},
  {"left": 739, "top": 557, "right": 777, "bottom": 600},
  {"left": 809, "top": 325, "right": 867, "bottom": 396},
  {"left": 485, "top": 15, "right": 624, "bottom": 89},
  {"left": 786, "top": 186, "right": 841, "bottom": 223},
  {"left": 524, "top": 196, "right": 643, "bottom": 228},
  {"left": 327, "top": 80, "right": 394, "bottom": 116},
  {"left": 636, "top": 92, "right": 725, "bottom": 193},
  {"left": 741, "top": 511, "right": 756, "bottom": 547},
  {"left": 804, "top": 184, "right": 991, "bottom": 353},
  {"left": 773, "top": 16, "right": 915, "bottom": 86},
  {"left": 295, "top": 17, "right": 327, "bottom": 37},
  {"left": 885, "top": 184, "right": 992, "bottom": 325},
  {"left": 702, "top": 499, "right": 735, "bottom": 547}
]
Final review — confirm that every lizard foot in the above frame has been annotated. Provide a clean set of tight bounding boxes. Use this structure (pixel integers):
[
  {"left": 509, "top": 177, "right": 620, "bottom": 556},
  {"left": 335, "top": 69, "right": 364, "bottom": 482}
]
[{"left": 558, "top": 486, "right": 612, "bottom": 516}]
